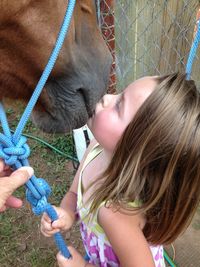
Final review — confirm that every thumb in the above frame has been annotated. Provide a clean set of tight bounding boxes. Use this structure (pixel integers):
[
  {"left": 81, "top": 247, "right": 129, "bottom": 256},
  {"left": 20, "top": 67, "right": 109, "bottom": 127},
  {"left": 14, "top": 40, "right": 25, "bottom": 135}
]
[
  {"left": 9, "top": 167, "right": 34, "bottom": 190},
  {"left": 67, "top": 246, "right": 77, "bottom": 256},
  {"left": 56, "top": 251, "right": 68, "bottom": 265},
  {"left": 52, "top": 218, "right": 66, "bottom": 229}
]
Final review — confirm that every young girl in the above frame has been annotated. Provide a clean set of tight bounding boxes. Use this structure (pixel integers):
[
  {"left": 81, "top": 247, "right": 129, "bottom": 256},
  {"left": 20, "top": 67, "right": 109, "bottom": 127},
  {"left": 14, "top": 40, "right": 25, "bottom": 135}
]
[{"left": 41, "top": 73, "right": 200, "bottom": 267}]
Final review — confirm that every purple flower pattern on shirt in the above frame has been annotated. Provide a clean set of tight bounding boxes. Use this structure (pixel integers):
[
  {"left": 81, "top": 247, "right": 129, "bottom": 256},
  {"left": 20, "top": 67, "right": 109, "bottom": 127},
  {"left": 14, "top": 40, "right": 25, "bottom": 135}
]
[
  {"left": 81, "top": 222, "right": 119, "bottom": 267},
  {"left": 80, "top": 222, "right": 165, "bottom": 267}
]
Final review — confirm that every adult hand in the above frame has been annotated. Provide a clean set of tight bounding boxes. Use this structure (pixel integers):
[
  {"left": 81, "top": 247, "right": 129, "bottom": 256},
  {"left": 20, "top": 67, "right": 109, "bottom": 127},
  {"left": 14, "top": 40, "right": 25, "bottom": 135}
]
[{"left": 0, "top": 160, "right": 34, "bottom": 212}]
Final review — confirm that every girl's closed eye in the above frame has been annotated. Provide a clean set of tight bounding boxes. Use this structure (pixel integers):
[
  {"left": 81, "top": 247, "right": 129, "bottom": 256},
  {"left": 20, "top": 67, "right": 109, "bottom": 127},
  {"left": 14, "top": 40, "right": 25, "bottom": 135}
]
[{"left": 115, "top": 95, "right": 122, "bottom": 112}]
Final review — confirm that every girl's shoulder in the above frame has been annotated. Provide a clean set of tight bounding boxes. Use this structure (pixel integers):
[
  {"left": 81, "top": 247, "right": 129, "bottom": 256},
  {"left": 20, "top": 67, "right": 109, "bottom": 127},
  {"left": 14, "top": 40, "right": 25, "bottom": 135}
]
[
  {"left": 98, "top": 205, "right": 146, "bottom": 233},
  {"left": 98, "top": 206, "right": 156, "bottom": 267}
]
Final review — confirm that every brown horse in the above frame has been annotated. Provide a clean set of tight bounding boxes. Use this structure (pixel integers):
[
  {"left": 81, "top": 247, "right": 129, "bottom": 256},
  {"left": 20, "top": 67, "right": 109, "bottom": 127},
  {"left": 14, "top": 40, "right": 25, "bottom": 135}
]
[{"left": 0, "top": 0, "right": 112, "bottom": 132}]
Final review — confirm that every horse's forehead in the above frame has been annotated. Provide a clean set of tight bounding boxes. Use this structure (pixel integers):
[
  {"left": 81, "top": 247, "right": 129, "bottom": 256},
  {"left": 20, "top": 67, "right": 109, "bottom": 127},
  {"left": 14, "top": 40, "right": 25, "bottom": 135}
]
[
  {"left": 0, "top": 0, "right": 31, "bottom": 19},
  {"left": 0, "top": 0, "right": 97, "bottom": 17}
]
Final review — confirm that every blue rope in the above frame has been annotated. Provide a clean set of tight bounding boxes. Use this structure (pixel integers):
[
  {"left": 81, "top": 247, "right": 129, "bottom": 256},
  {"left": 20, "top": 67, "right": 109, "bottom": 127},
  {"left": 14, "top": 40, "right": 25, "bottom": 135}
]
[
  {"left": 0, "top": 0, "right": 76, "bottom": 259},
  {"left": 186, "top": 20, "right": 200, "bottom": 80}
]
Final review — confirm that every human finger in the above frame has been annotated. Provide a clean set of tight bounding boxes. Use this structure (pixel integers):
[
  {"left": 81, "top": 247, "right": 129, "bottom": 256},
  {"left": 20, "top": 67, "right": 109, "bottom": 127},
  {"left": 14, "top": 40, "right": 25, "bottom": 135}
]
[
  {"left": 41, "top": 218, "right": 53, "bottom": 231},
  {"left": 40, "top": 224, "right": 60, "bottom": 237},
  {"left": 9, "top": 167, "right": 34, "bottom": 190},
  {"left": 41, "top": 212, "right": 52, "bottom": 223},
  {"left": 56, "top": 251, "right": 69, "bottom": 267},
  {"left": 0, "top": 205, "right": 7, "bottom": 212},
  {"left": 0, "top": 159, "right": 5, "bottom": 172},
  {"left": 67, "top": 246, "right": 81, "bottom": 257},
  {"left": 51, "top": 218, "right": 68, "bottom": 230},
  {"left": 5, "top": 195, "right": 23, "bottom": 208},
  {"left": 0, "top": 166, "right": 33, "bottom": 210}
]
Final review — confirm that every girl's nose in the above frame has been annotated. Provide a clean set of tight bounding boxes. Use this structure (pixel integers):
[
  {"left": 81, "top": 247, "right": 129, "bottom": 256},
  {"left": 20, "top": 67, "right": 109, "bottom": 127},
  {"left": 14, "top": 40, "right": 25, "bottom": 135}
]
[{"left": 102, "top": 94, "right": 116, "bottom": 108}]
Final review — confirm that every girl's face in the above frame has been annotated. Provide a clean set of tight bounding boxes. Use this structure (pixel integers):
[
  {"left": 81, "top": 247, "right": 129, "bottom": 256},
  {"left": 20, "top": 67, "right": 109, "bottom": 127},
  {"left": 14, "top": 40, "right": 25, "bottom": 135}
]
[{"left": 87, "top": 76, "right": 157, "bottom": 152}]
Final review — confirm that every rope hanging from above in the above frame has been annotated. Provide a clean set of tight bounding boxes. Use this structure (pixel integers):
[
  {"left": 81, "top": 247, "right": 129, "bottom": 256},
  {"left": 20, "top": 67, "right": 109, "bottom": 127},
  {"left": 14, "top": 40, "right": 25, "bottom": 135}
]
[
  {"left": 0, "top": 0, "right": 76, "bottom": 259},
  {"left": 186, "top": 19, "right": 200, "bottom": 80}
]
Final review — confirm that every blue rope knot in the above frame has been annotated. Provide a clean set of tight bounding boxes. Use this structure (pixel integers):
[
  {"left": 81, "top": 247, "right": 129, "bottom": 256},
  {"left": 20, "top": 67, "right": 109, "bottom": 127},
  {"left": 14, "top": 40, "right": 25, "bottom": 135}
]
[
  {"left": 0, "top": 134, "right": 30, "bottom": 165},
  {"left": 26, "top": 178, "right": 51, "bottom": 215},
  {"left": 25, "top": 177, "right": 71, "bottom": 258}
]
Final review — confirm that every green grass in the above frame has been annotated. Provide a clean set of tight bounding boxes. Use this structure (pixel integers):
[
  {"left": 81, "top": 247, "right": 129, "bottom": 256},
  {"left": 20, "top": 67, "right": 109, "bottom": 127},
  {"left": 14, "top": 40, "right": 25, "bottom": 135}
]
[
  {"left": 0, "top": 102, "right": 77, "bottom": 267},
  {"left": 25, "top": 247, "right": 55, "bottom": 267}
]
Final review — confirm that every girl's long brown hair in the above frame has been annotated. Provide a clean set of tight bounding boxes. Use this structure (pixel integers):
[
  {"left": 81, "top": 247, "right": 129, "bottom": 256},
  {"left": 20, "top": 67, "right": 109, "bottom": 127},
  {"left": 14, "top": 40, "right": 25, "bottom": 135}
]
[{"left": 88, "top": 73, "right": 200, "bottom": 245}]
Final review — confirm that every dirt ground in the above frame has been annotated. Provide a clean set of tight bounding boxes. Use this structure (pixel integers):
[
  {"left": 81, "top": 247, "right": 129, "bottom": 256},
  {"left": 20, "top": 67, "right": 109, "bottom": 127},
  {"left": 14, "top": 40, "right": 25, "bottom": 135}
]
[{"left": 165, "top": 210, "right": 200, "bottom": 266}]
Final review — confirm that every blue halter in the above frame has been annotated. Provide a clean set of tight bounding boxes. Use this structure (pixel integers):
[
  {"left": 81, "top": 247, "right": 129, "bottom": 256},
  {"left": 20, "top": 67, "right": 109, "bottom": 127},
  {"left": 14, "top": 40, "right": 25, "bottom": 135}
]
[{"left": 0, "top": 0, "right": 76, "bottom": 258}]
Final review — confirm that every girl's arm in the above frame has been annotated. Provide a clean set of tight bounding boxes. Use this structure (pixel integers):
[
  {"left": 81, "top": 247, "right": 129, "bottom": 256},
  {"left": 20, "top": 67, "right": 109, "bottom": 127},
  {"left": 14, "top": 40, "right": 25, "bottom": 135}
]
[
  {"left": 99, "top": 206, "right": 155, "bottom": 267},
  {"left": 60, "top": 138, "right": 98, "bottom": 218},
  {"left": 41, "top": 139, "right": 98, "bottom": 236}
]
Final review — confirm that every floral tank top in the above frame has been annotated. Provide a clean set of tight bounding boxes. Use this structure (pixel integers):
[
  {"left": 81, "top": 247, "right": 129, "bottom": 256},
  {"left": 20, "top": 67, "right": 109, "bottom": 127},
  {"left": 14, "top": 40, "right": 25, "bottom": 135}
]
[{"left": 77, "top": 144, "right": 166, "bottom": 267}]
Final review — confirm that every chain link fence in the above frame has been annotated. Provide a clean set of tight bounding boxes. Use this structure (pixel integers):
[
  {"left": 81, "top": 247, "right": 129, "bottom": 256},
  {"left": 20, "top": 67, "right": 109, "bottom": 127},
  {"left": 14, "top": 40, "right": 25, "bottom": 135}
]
[{"left": 97, "top": 0, "right": 200, "bottom": 92}]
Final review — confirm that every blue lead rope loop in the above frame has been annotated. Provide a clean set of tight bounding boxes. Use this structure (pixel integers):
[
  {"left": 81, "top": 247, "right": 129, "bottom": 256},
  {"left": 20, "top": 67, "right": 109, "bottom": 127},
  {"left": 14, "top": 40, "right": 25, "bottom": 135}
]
[{"left": 0, "top": 0, "right": 76, "bottom": 259}]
